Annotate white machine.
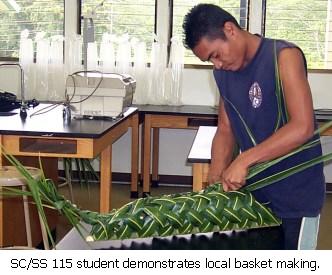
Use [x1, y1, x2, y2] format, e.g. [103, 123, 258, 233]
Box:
[66, 72, 136, 118]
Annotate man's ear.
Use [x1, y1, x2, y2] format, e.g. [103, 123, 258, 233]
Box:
[223, 22, 236, 37]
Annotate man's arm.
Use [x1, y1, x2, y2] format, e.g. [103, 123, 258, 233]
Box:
[222, 47, 315, 190]
[208, 98, 236, 186]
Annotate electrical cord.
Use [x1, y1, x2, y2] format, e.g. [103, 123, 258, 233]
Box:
[29, 102, 62, 117]
[32, 71, 133, 118]
[64, 70, 135, 109]
[30, 70, 104, 118]
[65, 70, 104, 104]
[65, 70, 134, 103]
[1, 64, 135, 119]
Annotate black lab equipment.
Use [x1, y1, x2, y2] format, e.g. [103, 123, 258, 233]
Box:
[0, 91, 21, 112]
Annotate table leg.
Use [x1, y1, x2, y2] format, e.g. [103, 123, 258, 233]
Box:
[0, 188, 3, 247]
[193, 163, 210, 191]
[0, 135, 3, 246]
[100, 145, 112, 213]
[0, 135, 2, 166]
[151, 128, 159, 187]
[192, 163, 203, 192]
[143, 114, 152, 196]
[130, 113, 139, 198]
[0, 198, 2, 247]
[140, 121, 145, 185]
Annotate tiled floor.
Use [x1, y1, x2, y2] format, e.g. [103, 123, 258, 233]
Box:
[56, 182, 332, 249]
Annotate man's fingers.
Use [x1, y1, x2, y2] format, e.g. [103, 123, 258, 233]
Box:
[222, 180, 243, 191]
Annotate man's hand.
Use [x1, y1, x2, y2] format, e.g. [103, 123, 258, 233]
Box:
[207, 168, 222, 185]
[221, 155, 248, 191]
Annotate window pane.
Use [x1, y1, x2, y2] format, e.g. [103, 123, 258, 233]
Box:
[265, 0, 331, 69]
[173, 0, 249, 64]
[82, 0, 155, 51]
[0, 0, 64, 59]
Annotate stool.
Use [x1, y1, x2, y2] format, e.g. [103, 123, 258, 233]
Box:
[0, 166, 49, 249]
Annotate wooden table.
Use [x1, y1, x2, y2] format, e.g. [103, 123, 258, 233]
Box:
[0, 104, 139, 246]
[187, 111, 332, 193]
[187, 126, 217, 191]
[137, 105, 218, 196]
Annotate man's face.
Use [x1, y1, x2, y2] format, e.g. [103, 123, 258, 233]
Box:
[192, 24, 244, 71]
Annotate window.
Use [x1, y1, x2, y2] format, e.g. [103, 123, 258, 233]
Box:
[81, 0, 155, 51]
[0, 0, 64, 59]
[264, 0, 331, 70]
[172, 0, 249, 65]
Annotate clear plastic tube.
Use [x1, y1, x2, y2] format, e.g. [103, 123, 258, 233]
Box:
[49, 35, 65, 101]
[87, 42, 99, 71]
[65, 35, 83, 75]
[100, 33, 115, 73]
[167, 36, 184, 106]
[35, 32, 50, 100]
[115, 34, 131, 74]
[19, 29, 34, 100]
[132, 38, 148, 104]
[148, 35, 168, 104]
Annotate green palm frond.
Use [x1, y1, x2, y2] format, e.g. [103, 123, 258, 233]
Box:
[0, 161, 280, 242]
[246, 151, 332, 191]
[274, 41, 289, 129]
[223, 97, 257, 146]
[3, 153, 56, 247]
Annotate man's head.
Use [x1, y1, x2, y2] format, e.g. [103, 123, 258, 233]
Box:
[183, 4, 241, 50]
[183, 4, 248, 71]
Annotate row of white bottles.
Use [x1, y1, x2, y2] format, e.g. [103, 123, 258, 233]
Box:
[19, 30, 68, 101]
[19, 30, 184, 105]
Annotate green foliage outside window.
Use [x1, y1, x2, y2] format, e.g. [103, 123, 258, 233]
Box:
[173, 0, 248, 65]
[82, 0, 155, 52]
[0, 0, 64, 58]
[265, 0, 329, 69]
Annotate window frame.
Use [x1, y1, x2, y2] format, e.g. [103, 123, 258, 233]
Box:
[262, 0, 332, 73]
[2, 0, 332, 73]
[0, 0, 65, 61]
[78, 0, 157, 43]
[78, 0, 158, 67]
[170, 0, 251, 68]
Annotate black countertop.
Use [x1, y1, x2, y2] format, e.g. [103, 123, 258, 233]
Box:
[0, 104, 138, 138]
[134, 105, 332, 122]
[0, 104, 330, 138]
[314, 109, 332, 122]
[134, 104, 219, 117]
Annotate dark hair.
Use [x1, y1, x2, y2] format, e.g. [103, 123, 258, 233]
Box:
[183, 4, 241, 49]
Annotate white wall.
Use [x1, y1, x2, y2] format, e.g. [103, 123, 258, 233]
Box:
[0, 66, 21, 93]
[309, 73, 332, 109]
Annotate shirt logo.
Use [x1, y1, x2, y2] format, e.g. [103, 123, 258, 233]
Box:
[249, 82, 262, 108]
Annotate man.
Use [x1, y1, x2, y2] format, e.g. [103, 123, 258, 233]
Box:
[183, 4, 325, 249]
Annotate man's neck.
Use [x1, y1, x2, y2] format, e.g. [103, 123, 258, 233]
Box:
[243, 32, 262, 67]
